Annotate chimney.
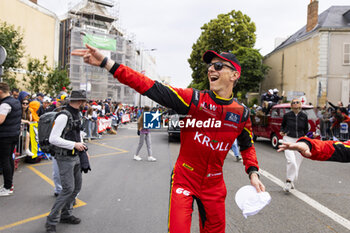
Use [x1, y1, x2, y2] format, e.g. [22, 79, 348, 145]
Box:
[29, 0, 37, 4]
[306, 0, 319, 32]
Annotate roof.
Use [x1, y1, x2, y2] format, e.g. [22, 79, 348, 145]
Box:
[268, 6, 350, 55]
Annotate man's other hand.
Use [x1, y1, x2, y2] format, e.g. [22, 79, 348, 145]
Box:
[277, 142, 311, 157]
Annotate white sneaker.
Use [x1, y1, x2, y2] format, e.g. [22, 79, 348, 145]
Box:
[147, 156, 157, 162]
[0, 187, 13, 196]
[133, 155, 142, 161]
[0, 184, 14, 194]
[235, 156, 242, 162]
[25, 149, 34, 156]
[283, 182, 292, 192]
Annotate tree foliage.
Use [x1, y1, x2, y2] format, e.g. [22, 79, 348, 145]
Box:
[188, 10, 268, 95]
[23, 56, 49, 93]
[0, 21, 24, 88]
[45, 66, 71, 97]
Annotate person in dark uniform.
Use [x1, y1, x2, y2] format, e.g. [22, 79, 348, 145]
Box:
[0, 82, 22, 196]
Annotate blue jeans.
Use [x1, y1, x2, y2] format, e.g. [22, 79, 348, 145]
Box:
[231, 139, 240, 157]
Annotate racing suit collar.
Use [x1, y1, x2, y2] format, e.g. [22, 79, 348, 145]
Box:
[209, 90, 234, 105]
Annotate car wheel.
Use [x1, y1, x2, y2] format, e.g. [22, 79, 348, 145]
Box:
[271, 133, 279, 149]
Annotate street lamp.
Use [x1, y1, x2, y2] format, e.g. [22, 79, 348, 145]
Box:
[138, 48, 157, 107]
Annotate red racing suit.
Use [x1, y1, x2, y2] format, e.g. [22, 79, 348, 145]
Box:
[110, 63, 259, 233]
[297, 137, 350, 162]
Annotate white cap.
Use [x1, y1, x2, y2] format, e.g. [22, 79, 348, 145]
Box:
[268, 89, 273, 94]
[235, 185, 271, 218]
[43, 97, 51, 103]
[273, 88, 279, 93]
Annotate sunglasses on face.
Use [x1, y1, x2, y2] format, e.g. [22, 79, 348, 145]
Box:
[292, 101, 300, 104]
[22, 102, 29, 105]
[207, 62, 236, 71]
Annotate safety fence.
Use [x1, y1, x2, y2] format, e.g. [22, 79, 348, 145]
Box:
[13, 115, 132, 164]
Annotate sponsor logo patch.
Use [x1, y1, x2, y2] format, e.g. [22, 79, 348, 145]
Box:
[225, 112, 240, 124]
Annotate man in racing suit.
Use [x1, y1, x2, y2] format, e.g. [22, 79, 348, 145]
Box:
[278, 138, 350, 163]
[72, 44, 265, 233]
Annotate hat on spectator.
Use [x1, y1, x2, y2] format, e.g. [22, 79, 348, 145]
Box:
[37, 93, 44, 97]
[69, 90, 87, 101]
[268, 89, 273, 94]
[273, 88, 279, 93]
[43, 97, 51, 103]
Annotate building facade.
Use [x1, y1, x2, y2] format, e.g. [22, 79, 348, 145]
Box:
[0, 0, 59, 87]
[262, 1, 350, 106]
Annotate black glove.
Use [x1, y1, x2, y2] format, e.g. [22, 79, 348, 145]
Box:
[79, 150, 91, 173]
[137, 130, 140, 136]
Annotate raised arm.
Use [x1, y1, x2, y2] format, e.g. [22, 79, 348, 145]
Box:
[72, 44, 193, 115]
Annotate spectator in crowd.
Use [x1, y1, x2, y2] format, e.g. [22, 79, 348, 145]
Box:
[18, 91, 30, 103]
[11, 88, 19, 99]
[45, 90, 88, 233]
[21, 99, 34, 156]
[35, 93, 44, 104]
[134, 106, 156, 162]
[330, 108, 350, 136]
[29, 100, 40, 122]
[280, 98, 309, 192]
[327, 100, 347, 115]
[271, 88, 284, 104]
[38, 97, 52, 117]
[0, 82, 22, 196]
[230, 139, 242, 162]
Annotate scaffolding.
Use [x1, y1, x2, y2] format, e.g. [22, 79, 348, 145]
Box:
[62, 0, 137, 104]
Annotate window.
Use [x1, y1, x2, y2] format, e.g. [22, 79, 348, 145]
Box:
[344, 43, 350, 65]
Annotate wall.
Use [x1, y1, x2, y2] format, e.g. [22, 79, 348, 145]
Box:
[0, 0, 59, 73]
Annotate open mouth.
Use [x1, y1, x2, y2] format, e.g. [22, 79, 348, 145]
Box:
[209, 76, 219, 82]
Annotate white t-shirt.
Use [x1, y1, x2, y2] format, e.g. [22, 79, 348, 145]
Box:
[49, 114, 76, 150]
[0, 103, 11, 115]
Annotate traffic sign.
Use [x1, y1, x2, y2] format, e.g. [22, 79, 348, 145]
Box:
[0, 46, 7, 65]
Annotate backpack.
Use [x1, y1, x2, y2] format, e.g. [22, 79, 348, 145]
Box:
[38, 110, 73, 154]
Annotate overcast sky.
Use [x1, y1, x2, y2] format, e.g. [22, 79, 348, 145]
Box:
[39, 0, 350, 88]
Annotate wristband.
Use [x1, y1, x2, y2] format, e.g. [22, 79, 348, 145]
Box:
[249, 171, 260, 179]
[99, 57, 108, 68]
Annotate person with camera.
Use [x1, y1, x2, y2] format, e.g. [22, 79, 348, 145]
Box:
[45, 90, 88, 233]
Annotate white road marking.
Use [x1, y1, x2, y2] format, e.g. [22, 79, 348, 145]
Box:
[260, 169, 350, 230]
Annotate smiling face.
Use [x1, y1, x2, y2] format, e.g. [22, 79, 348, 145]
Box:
[207, 57, 240, 99]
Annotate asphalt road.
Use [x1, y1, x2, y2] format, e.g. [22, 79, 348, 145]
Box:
[1, 123, 350, 233]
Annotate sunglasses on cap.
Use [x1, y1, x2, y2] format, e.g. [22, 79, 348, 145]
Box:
[292, 101, 300, 104]
[207, 62, 236, 71]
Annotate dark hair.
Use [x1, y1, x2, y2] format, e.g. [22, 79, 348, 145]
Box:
[21, 100, 31, 120]
[11, 88, 19, 93]
[0, 82, 10, 93]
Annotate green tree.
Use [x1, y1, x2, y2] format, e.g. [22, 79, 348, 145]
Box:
[23, 56, 48, 93]
[45, 66, 71, 97]
[0, 21, 24, 88]
[233, 47, 269, 96]
[188, 10, 268, 94]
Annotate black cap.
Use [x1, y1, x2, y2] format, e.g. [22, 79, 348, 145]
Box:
[69, 90, 87, 101]
[203, 50, 241, 77]
[37, 93, 44, 97]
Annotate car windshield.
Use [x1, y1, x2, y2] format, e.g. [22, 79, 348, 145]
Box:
[285, 108, 317, 120]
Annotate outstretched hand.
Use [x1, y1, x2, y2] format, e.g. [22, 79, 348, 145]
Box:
[71, 44, 104, 66]
[277, 142, 312, 157]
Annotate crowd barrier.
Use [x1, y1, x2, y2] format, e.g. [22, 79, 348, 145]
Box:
[14, 116, 118, 161]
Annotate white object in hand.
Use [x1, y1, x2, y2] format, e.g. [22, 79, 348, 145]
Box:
[235, 185, 271, 218]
